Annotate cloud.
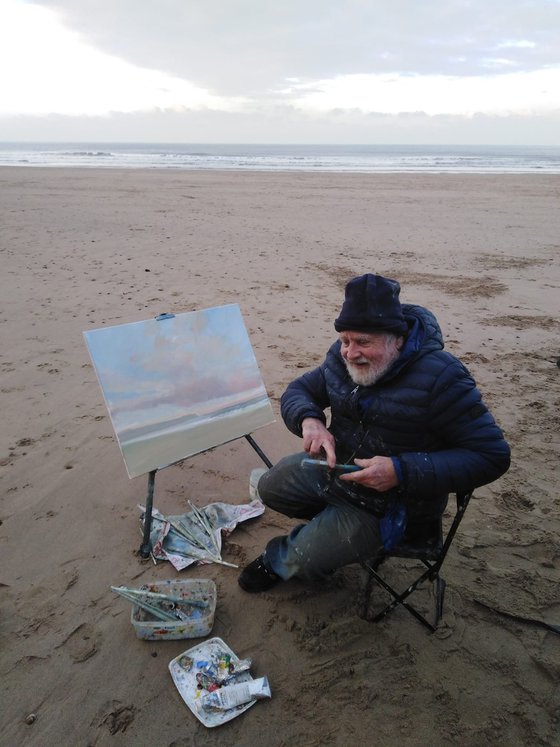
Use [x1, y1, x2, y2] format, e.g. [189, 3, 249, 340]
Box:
[496, 39, 537, 50]
[0, 0, 246, 116]
[30, 0, 560, 95]
[3, 105, 560, 145]
[283, 67, 560, 117]
[2, 0, 559, 142]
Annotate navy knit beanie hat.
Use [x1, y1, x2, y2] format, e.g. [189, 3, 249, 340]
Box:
[334, 273, 408, 334]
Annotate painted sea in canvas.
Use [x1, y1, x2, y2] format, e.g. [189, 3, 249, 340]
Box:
[83, 305, 275, 478]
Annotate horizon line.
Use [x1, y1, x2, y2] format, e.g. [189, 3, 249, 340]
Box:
[1, 140, 560, 148]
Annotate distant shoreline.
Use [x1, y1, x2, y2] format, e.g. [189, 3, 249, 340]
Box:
[1, 166, 559, 179]
[1, 142, 559, 173]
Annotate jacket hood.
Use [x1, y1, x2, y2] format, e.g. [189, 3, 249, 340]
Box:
[395, 303, 444, 370]
[382, 304, 444, 381]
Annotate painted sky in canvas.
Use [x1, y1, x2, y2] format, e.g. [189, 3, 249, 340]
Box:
[1, 0, 559, 143]
[84, 305, 274, 477]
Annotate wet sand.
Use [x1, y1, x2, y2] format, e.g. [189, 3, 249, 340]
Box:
[1, 167, 559, 746]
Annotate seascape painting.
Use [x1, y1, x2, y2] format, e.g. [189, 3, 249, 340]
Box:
[83, 305, 275, 478]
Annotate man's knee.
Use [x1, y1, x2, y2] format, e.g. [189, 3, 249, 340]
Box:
[256, 454, 301, 506]
[256, 468, 277, 506]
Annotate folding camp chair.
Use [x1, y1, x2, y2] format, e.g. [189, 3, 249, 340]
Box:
[359, 492, 472, 632]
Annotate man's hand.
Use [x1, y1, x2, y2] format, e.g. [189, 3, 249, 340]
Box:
[339, 456, 399, 492]
[301, 418, 337, 467]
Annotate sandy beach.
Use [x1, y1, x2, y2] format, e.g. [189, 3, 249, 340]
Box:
[1, 167, 558, 746]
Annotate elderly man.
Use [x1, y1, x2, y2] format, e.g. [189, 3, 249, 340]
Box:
[239, 273, 510, 593]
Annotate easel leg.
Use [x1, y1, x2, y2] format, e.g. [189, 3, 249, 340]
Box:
[245, 434, 273, 468]
[139, 469, 157, 558]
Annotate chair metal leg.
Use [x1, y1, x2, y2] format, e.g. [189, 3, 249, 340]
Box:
[362, 564, 437, 632]
[358, 492, 472, 633]
[359, 557, 383, 619]
[359, 571, 375, 620]
[435, 575, 446, 625]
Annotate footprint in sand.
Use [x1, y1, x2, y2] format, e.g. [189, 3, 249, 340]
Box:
[100, 702, 136, 735]
[17, 437, 35, 447]
[59, 622, 101, 662]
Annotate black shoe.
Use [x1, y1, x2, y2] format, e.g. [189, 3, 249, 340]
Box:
[238, 555, 281, 593]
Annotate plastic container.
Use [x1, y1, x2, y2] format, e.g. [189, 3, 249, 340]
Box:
[130, 579, 216, 640]
[169, 637, 257, 727]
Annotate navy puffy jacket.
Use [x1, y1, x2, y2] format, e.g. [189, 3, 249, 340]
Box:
[280, 304, 511, 517]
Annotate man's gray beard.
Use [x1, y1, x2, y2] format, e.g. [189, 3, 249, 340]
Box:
[345, 351, 400, 387]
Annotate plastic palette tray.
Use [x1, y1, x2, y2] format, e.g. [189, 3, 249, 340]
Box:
[169, 637, 255, 727]
[130, 579, 216, 640]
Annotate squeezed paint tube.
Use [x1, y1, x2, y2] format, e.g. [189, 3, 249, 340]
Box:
[195, 657, 252, 689]
[201, 677, 271, 711]
[220, 657, 252, 684]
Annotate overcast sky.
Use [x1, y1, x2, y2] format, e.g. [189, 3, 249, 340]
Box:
[1, 0, 559, 144]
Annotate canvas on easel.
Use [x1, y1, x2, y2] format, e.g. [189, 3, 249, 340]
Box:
[83, 304, 275, 479]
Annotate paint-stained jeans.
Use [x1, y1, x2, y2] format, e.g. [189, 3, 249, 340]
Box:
[257, 452, 383, 582]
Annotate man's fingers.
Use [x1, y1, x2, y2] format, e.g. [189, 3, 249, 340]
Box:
[322, 441, 337, 468]
[306, 438, 336, 468]
[301, 419, 336, 467]
[340, 456, 398, 491]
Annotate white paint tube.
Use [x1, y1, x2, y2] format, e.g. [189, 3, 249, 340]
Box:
[201, 677, 271, 711]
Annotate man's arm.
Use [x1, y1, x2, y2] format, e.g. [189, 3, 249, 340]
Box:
[344, 358, 509, 497]
[397, 362, 510, 496]
[280, 363, 339, 465]
[280, 365, 330, 436]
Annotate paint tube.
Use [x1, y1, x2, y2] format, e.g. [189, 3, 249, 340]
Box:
[201, 677, 271, 711]
[194, 656, 252, 690]
[220, 657, 252, 684]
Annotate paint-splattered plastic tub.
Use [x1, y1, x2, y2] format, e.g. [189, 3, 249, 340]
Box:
[130, 579, 216, 640]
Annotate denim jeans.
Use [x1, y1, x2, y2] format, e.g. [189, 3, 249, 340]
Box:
[257, 452, 383, 582]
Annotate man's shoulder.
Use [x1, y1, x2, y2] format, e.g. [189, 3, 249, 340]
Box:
[406, 347, 469, 378]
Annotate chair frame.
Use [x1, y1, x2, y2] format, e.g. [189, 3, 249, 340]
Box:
[359, 492, 472, 632]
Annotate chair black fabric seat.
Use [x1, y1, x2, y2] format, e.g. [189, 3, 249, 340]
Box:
[360, 492, 472, 632]
[390, 517, 443, 560]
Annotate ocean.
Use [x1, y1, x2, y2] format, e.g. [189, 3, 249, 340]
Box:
[1, 142, 559, 173]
